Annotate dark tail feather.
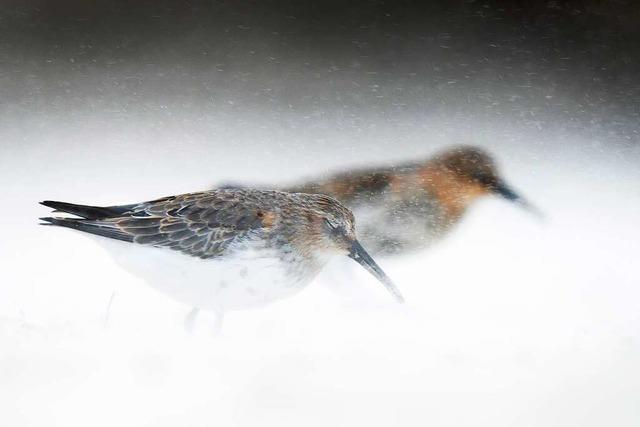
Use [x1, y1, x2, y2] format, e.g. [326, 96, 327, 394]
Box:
[39, 217, 133, 243]
[40, 200, 136, 220]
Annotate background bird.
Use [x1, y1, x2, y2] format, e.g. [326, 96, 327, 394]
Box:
[283, 146, 541, 256]
[39, 189, 403, 333]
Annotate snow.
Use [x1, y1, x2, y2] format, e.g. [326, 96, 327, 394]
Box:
[1, 3, 640, 424]
[1, 115, 639, 426]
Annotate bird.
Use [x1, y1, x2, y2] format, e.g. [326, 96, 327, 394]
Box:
[39, 189, 403, 333]
[282, 146, 541, 256]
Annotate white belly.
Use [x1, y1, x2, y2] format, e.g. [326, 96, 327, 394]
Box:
[93, 238, 318, 312]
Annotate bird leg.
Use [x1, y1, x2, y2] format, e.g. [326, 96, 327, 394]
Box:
[212, 310, 225, 336]
[103, 291, 116, 328]
[184, 307, 200, 334]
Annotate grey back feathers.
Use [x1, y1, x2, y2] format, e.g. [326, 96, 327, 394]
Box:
[40, 189, 350, 260]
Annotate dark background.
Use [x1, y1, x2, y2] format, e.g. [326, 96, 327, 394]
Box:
[2, 0, 639, 142]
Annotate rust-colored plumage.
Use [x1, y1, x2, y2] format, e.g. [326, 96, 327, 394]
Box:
[286, 146, 538, 255]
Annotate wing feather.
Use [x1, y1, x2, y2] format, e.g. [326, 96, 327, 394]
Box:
[46, 191, 279, 259]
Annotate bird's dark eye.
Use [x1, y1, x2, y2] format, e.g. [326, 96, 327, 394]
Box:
[324, 218, 345, 236]
[324, 218, 339, 229]
[471, 172, 495, 186]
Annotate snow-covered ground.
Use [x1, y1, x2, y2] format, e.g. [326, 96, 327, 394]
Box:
[1, 110, 639, 426]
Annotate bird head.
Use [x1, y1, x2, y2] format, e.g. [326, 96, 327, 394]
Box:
[298, 194, 404, 303]
[419, 146, 542, 219]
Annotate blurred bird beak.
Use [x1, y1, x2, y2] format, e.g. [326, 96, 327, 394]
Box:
[348, 240, 404, 303]
[494, 182, 544, 219]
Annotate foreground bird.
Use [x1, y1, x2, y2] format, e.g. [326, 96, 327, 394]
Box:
[40, 189, 403, 332]
[285, 146, 540, 255]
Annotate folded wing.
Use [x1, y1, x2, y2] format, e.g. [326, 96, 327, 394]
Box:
[40, 191, 275, 259]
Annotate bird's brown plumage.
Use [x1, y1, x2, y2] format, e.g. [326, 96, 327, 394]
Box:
[285, 146, 526, 255]
[41, 189, 356, 261]
[40, 189, 404, 314]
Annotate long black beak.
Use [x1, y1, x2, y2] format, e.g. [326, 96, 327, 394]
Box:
[348, 240, 404, 303]
[494, 182, 544, 219]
